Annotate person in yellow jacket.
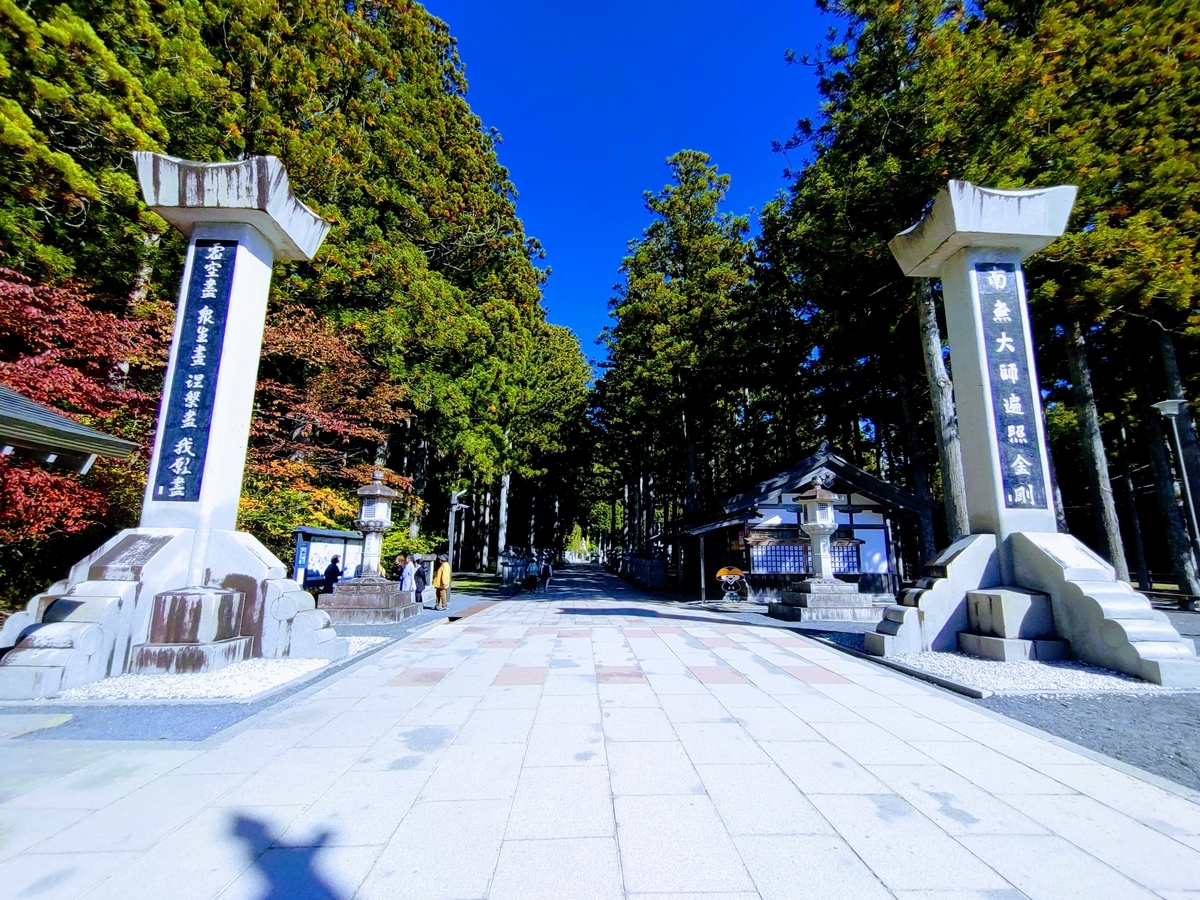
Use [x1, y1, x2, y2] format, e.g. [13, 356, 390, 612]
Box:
[432, 554, 451, 610]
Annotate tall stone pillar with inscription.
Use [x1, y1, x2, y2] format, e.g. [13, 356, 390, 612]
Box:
[0, 154, 348, 698]
[865, 181, 1199, 686]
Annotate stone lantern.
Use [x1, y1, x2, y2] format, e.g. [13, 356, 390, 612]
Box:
[771, 474, 881, 623]
[318, 471, 419, 623]
[797, 482, 855, 594]
[355, 470, 396, 577]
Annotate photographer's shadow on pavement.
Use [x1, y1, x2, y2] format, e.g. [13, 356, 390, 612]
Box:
[231, 815, 345, 900]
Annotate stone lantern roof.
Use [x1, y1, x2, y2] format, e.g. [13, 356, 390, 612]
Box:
[357, 470, 398, 499]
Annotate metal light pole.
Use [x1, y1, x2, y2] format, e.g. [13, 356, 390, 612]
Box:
[446, 490, 469, 572]
[1152, 399, 1200, 558]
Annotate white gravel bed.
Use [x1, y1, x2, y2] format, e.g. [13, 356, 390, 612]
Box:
[346, 636, 390, 655]
[892, 651, 1174, 694]
[55, 636, 391, 701]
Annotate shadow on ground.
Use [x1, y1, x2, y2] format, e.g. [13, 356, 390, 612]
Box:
[232, 815, 344, 900]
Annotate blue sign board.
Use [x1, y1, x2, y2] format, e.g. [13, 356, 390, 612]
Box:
[152, 240, 237, 502]
[975, 262, 1048, 510]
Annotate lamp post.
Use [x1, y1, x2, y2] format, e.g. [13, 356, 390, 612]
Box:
[446, 490, 469, 572]
[354, 470, 396, 577]
[1152, 399, 1200, 558]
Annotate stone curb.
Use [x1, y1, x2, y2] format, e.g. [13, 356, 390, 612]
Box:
[802, 633, 993, 699]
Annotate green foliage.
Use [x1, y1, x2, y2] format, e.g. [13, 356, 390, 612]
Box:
[1, 0, 593, 597]
[599, 150, 763, 521]
[381, 529, 439, 562]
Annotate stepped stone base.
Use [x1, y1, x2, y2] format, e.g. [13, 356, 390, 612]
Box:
[132, 637, 255, 674]
[780, 591, 875, 609]
[319, 578, 420, 624]
[958, 632, 1070, 662]
[769, 602, 885, 623]
[130, 588, 256, 674]
[770, 589, 892, 623]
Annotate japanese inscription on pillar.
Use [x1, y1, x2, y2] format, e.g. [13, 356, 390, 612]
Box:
[976, 262, 1047, 509]
[151, 240, 236, 502]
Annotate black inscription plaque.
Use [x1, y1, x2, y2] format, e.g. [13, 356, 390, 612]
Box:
[976, 262, 1048, 509]
[152, 240, 237, 502]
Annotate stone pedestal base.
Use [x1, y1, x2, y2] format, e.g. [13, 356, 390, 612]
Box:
[956, 586, 1068, 662]
[768, 601, 885, 624]
[769, 587, 889, 623]
[131, 588, 256, 674]
[319, 577, 420, 624]
[0, 527, 348, 699]
[793, 578, 858, 594]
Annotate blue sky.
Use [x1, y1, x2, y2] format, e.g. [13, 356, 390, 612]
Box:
[422, 1, 829, 361]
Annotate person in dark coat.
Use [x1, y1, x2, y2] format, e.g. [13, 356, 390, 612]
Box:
[323, 556, 342, 594]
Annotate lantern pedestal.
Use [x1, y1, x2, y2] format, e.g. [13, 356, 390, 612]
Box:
[318, 578, 420, 625]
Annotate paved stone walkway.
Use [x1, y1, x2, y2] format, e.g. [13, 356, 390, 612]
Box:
[3, 567, 1200, 899]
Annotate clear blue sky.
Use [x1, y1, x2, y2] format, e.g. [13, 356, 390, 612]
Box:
[422, 1, 829, 361]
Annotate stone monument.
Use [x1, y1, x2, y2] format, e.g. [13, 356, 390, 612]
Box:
[0, 153, 348, 699]
[866, 181, 1199, 686]
[319, 471, 421, 623]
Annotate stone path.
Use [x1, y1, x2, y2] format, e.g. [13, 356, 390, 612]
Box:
[3, 567, 1200, 899]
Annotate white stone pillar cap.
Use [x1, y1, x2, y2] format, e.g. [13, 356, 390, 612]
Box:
[134, 152, 330, 261]
[889, 180, 1077, 277]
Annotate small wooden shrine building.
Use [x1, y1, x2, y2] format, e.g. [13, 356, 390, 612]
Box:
[675, 444, 937, 602]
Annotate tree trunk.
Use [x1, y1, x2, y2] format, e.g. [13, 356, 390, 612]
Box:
[1044, 443, 1070, 534]
[494, 471, 510, 574]
[481, 488, 492, 571]
[1139, 373, 1200, 593]
[1064, 321, 1129, 580]
[408, 432, 427, 539]
[898, 384, 938, 564]
[1158, 324, 1200, 511]
[917, 280, 970, 541]
[1119, 428, 1151, 590]
[622, 482, 631, 557]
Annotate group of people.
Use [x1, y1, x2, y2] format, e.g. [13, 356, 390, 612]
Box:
[320, 552, 452, 610]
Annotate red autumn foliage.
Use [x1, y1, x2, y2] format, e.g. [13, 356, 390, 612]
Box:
[253, 304, 409, 478]
[0, 268, 169, 543]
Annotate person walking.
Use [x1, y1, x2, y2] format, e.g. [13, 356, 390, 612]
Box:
[432, 554, 451, 610]
[323, 556, 342, 595]
[414, 557, 428, 599]
[399, 554, 417, 593]
[537, 560, 553, 593]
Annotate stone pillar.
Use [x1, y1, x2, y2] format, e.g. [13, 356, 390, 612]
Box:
[0, 153, 349, 697]
[868, 181, 1200, 685]
[138, 156, 328, 542]
[889, 182, 1070, 581]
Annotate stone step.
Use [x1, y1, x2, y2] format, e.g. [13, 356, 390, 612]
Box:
[131, 636, 254, 674]
[147, 589, 246, 644]
[779, 591, 874, 609]
[0, 665, 64, 700]
[767, 602, 884, 623]
[966, 586, 1056, 640]
[958, 632, 1070, 661]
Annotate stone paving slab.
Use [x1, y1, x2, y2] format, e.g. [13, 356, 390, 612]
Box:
[2, 566, 1200, 899]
